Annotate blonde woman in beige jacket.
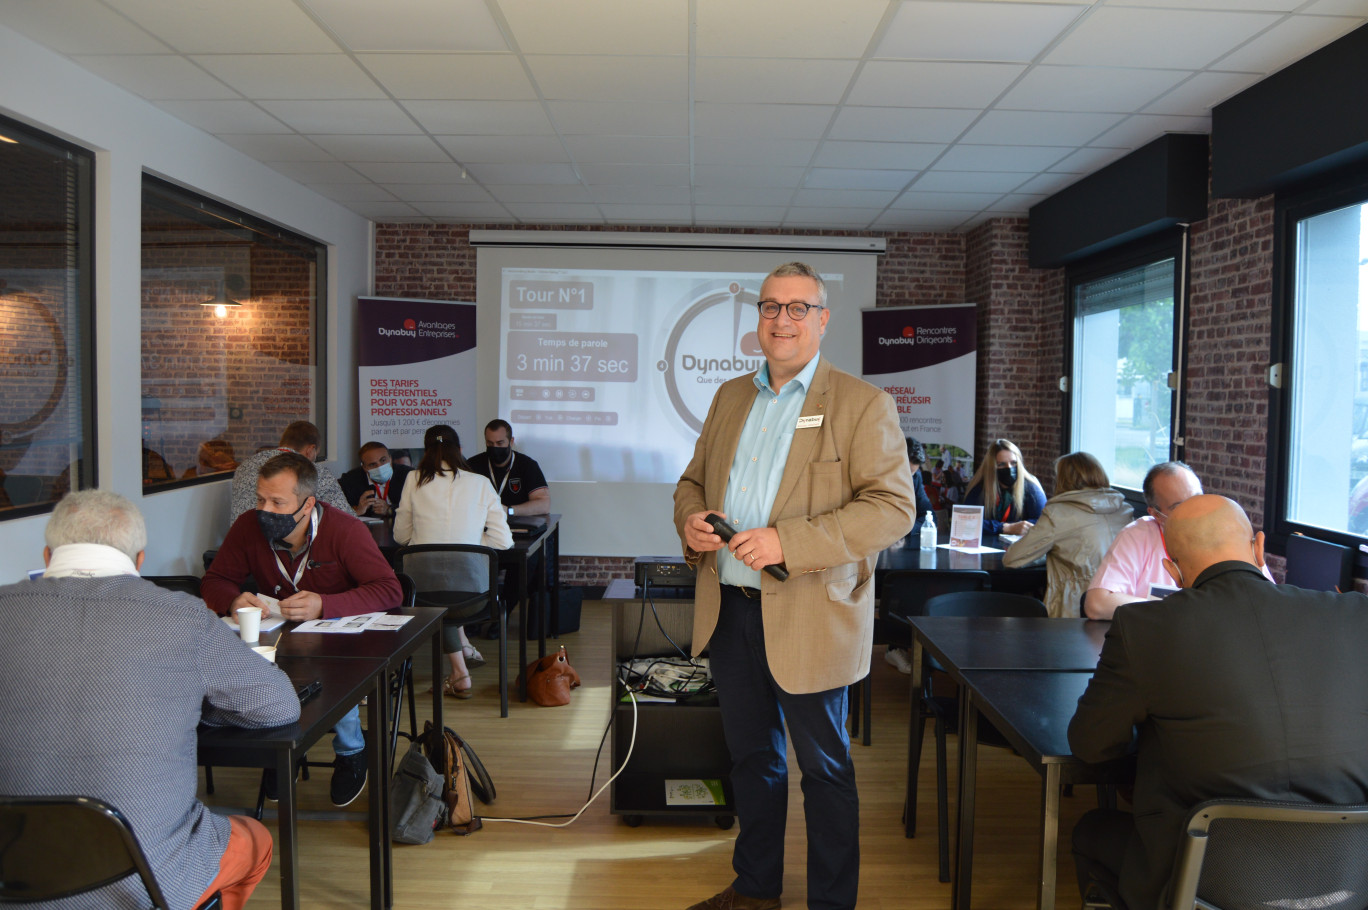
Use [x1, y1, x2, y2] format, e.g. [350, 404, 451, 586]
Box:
[1003, 452, 1134, 618]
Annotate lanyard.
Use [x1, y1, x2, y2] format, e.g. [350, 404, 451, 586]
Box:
[271, 506, 320, 593]
[371, 479, 389, 500]
[486, 450, 515, 497]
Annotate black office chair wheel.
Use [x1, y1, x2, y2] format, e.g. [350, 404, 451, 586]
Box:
[623, 814, 643, 827]
[715, 815, 735, 830]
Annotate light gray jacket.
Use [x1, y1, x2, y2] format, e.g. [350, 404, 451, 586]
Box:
[1003, 487, 1134, 618]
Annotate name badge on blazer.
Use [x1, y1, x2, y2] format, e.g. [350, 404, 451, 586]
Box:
[796, 415, 823, 429]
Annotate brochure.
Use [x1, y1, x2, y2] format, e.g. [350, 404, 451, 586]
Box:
[665, 779, 726, 806]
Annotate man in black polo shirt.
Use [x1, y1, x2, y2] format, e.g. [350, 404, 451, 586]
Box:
[465, 419, 549, 518]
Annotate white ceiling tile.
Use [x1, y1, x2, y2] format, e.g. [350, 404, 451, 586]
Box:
[694, 205, 790, 224]
[307, 0, 507, 52]
[217, 133, 333, 161]
[1116, 0, 1300, 10]
[71, 55, 236, 100]
[412, 202, 513, 219]
[696, 0, 890, 57]
[874, 210, 977, 231]
[350, 200, 425, 218]
[876, 1, 1089, 62]
[387, 183, 494, 203]
[912, 171, 1031, 193]
[848, 62, 1026, 107]
[576, 164, 691, 186]
[597, 204, 694, 223]
[465, 163, 582, 185]
[154, 99, 288, 133]
[306, 134, 448, 163]
[257, 100, 417, 133]
[1141, 71, 1262, 115]
[192, 54, 384, 100]
[805, 169, 918, 191]
[306, 183, 399, 204]
[548, 102, 689, 136]
[1089, 116, 1208, 149]
[271, 162, 368, 183]
[784, 209, 883, 228]
[997, 65, 1190, 113]
[694, 138, 819, 168]
[693, 104, 836, 139]
[484, 184, 593, 204]
[525, 55, 688, 102]
[985, 193, 1048, 213]
[891, 191, 1003, 211]
[564, 136, 690, 165]
[934, 144, 1074, 171]
[694, 165, 806, 188]
[104, 0, 340, 54]
[1, 0, 168, 54]
[352, 162, 473, 183]
[436, 135, 568, 163]
[829, 107, 978, 143]
[694, 59, 859, 105]
[1305, 0, 1368, 12]
[1043, 8, 1281, 69]
[1045, 146, 1128, 174]
[1214, 15, 1363, 73]
[505, 203, 606, 223]
[693, 186, 796, 206]
[497, 0, 688, 55]
[814, 140, 944, 170]
[790, 188, 896, 207]
[590, 185, 693, 204]
[404, 101, 553, 134]
[1000, 172, 1072, 196]
[962, 110, 1125, 146]
[358, 54, 535, 101]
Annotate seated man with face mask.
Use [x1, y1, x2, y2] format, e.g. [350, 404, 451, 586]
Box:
[203, 452, 403, 807]
[339, 441, 412, 518]
[464, 419, 550, 518]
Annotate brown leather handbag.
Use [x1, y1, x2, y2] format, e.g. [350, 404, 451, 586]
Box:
[521, 646, 581, 707]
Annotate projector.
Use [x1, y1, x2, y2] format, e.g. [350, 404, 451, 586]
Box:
[634, 556, 696, 588]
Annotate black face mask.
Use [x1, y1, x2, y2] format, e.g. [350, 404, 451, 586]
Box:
[486, 446, 511, 465]
[996, 464, 1018, 488]
[256, 501, 308, 543]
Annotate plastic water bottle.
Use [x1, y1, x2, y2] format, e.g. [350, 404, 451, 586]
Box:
[919, 511, 937, 550]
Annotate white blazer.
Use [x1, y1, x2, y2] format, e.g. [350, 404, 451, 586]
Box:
[393, 465, 513, 551]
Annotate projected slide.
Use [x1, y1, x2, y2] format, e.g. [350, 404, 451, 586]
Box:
[497, 267, 844, 484]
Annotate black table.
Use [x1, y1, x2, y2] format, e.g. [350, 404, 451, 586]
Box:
[909, 615, 1107, 673]
[197, 655, 389, 910]
[955, 670, 1132, 910]
[370, 514, 562, 709]
[877, 532, 1047, 594]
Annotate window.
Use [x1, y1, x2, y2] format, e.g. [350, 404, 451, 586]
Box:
[0, 115, 94, 517]
[141, 176, 326, 489]
[1271, 174, 1368, 542]
[1067, 236, 1183, 492]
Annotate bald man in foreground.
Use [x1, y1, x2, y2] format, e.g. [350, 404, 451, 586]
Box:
[1068, 495, 1368, 910]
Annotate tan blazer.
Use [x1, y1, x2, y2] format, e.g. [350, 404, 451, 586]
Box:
[674, 358, 916, 694]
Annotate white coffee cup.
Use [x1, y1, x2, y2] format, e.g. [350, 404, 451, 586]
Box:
[236, 606, 262, 644]
[252, 645, 277, 663]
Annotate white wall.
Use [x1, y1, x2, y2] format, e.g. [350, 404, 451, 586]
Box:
[0, 25, 373, 577]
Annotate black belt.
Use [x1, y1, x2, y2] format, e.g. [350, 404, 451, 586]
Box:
[721, 584, 762, 600]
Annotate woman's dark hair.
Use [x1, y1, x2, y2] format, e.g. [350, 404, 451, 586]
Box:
[416, 424, 471, 486]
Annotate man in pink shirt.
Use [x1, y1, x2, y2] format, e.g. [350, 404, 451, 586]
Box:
[1084, 461, 1272, 619]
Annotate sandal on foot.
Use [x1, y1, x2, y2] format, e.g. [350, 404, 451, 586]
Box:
[461, 645, 486, 669]
[443, 675, 474, 699]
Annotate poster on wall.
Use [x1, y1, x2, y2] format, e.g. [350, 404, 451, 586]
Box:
[861, 303, 978, 501]
[357, 296, 476, 451]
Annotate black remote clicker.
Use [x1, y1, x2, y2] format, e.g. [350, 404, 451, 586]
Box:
[704, 513, 789, 582]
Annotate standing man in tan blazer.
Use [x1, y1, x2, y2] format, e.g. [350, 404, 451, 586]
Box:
[675, 262, 915, 910]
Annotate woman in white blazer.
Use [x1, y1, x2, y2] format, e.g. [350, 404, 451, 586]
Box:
[394, 424, 512, 697]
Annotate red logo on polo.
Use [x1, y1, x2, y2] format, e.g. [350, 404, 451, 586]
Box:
[403, 318, 416, 331]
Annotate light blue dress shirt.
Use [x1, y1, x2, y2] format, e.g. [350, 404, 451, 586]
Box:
[718, 354, 822, 587]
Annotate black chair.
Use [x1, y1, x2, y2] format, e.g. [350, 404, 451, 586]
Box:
[0, 795, 221, 908]
[144, 575, 202, 597]
[911, 589, 1046, 882]
[850, 569, 990, 749]
[391, 544, 507, 717]
[1284, 534, 1354, 592]
[1167, 798, 1368, 910]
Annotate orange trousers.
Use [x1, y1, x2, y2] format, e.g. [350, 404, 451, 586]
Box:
[194, 814, 273, 910]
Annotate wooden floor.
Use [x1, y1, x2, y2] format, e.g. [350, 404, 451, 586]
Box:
[205, 600, 1097, 909]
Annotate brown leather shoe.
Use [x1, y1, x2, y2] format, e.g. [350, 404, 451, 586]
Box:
[685, 886, 781, 910]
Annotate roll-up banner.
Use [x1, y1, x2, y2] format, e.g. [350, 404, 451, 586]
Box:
[357, 296, 477, 450]
[861, 303, 978, 476]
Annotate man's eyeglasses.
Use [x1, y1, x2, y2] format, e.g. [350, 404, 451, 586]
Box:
[757, 300, 825, 320]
